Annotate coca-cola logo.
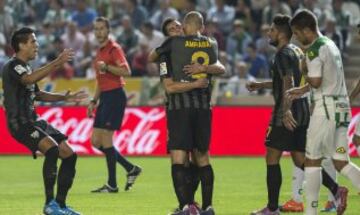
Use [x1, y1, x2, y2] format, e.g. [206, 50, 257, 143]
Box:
[347, 112, 360, 155]
[39, 107, 166, 155]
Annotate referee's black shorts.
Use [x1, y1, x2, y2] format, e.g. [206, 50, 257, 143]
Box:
[265, 125, 307, 152]
[166, 108, 211, 152]
[94, 87, 126, 131]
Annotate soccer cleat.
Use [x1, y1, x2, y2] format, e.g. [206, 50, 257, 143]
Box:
[125, 165, 142, 191]
[91, 184, 119, 193]
[43, 200, 63, 215]
[335, 186, 348, 215]
[250, 207, 280, 215]
[320, 201, 336, 212]
[59, 206, 81, 215]
[200, 206, 215, 215]
[279, 199, 304, 212]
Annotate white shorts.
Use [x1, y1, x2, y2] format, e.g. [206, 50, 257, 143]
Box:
[306, 115, 350, 161]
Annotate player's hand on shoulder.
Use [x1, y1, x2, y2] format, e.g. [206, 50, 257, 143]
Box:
[285, 87, 304, 101]
[57, 48, 74, 64]
[194, 78, 209, 89]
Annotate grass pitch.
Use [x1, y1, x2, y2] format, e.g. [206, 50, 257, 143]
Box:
[0, 156, 359, 215]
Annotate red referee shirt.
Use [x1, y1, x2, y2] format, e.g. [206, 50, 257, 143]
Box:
[94, 39, 129, 91]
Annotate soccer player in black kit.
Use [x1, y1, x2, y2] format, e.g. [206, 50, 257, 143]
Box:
[153, 12, 225, 215]
[2, 27, 87, 215]
[247, 15, 345, 215]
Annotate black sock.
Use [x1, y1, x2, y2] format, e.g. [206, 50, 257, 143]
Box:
[43, 147, 59, 205]
[99, 147, 134, 172]
[267, 164, 281, 211]
[103, 147, 117, 188]
[321, 169, 338, 197]
[172, 164, 191, 209]
[188, 162, 200, 203]
[56, 153, 77, 208]
[198, 165, 214, 210]
[300, 164, 338, 197]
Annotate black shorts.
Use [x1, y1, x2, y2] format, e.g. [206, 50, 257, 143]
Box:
[166, 108, 211, 152]
[94, 87, 126, 131]
[265, 125, 307, 152]
[10, 120, 67, 156]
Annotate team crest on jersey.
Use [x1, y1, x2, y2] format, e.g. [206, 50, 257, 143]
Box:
[336, 147, 346, 154]
[159, 62, 167, 75]
[30, 130, 40, 139]
[311, 201, 318, 208]
[14, 65, 28, 75]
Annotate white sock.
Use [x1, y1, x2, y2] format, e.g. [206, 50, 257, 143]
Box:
[357, 145, 360, 157]
[292, 165, 304, 203]
[340, 162, 360, 190]
[305, 167, 322, 215]
[321, 158, 337, 201]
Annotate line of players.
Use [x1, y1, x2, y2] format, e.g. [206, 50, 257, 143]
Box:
[2, 9, 360, 215]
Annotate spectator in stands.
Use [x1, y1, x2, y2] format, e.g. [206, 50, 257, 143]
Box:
[150, 0, 179, 30]
[71, 0, 97, 34]
[204, 19, 225, 51]
[287, 0, 303, 14]
[61, 22, 86, 60]
[131, 38, 150, 76]
[139, 22, 164, 50]
[44, 0, 70, 37]
[37, 23, 56, 59]
[116, 15, 141, 61]
[256, 24, 276, 64]
[207, 0, 235, 36]
[46, 37, 75, 80]
[243, 43, 269, 79]
[0, 32, 6, 72]
[226, 19, 253, 60]
[224, 61, 255, 96]
[219, 51, 233, 77]
[123, 0, 148, 29]
[332, 0, 351, 49]
[321, 15, 344, 52]
[262, 0, 291, 25]
[234, 0, 252, 28]
[301, 0, 325, 27]
[0, 0, 14, 41]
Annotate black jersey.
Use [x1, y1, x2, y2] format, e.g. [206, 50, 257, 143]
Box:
[271, 44, 310, 127]
[156, 35, 218, 110]
[2, 57, 39, 132]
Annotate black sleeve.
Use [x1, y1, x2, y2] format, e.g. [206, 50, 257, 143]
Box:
[210, 38, 219, 60]
[9, 63, 28, 83]
[276, 50, 296, 78]
[155, 37, 173, 56]
[159, 54, 173, 80]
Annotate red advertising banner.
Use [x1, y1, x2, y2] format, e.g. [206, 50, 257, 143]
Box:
[0, 106, 359, 156]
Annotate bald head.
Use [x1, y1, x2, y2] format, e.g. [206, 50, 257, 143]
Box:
[184, 11, 203, 29]
[183, 11, 204, 35]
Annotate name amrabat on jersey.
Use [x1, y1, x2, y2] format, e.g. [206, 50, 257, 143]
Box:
[185, 40, 211, 48]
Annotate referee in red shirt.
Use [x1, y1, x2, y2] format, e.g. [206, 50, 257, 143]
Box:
[88, 17, 141, 193]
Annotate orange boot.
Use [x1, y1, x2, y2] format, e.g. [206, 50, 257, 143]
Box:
[279, 199, 304, 212]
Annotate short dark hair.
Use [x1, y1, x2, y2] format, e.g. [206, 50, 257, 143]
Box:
[95, 16, 110, 29]
[161, 17, 176, 36]
[184, 11, 204, 28]
[290, 9, 318, 32]
[11, 27, 35, 53]
[273, 14, 292, 40]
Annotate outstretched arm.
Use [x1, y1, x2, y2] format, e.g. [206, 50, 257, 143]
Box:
[21, 49, 74, 85]
[35, 90, 88, 102]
